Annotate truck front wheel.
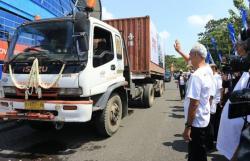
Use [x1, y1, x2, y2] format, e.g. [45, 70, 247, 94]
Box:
[95, 93, 122, 137]
[143, 84, 154, 107]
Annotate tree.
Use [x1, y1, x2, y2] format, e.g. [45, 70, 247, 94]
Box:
[198, 0, 249, 65]
[165, 55, 187, 72]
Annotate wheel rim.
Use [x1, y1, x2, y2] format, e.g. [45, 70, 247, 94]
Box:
[160, 83, 163, 94]
[150, 87, 154, 103]
[110, 102, 120, 126]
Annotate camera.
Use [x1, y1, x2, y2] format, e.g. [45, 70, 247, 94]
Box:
[228, 88, 250, 119]
[222, 28, 250, 73]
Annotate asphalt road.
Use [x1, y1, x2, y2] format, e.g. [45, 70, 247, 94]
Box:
[0, 81, 228, 161]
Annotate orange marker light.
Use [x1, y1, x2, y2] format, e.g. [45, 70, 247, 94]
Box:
[63, 105, 77, 110]
[34, 15, 41, 20]
[87, 0, 96, 9]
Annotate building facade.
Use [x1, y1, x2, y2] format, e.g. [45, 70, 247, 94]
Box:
[0, 0, 74, 60]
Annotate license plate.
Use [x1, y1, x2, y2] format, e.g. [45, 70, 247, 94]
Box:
[25, 101, 44, 110]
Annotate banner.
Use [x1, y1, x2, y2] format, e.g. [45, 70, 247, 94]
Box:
[240, 8, 248, 29]
[227, 23, 237, 55]
[211, 37, 222, 62]
[217, 50, 222, 62]
[210, 37, 217, 50]
[205, 47, 215, 64]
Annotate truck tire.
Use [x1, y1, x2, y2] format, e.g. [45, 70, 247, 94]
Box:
[95, 93, 122, 137]
[143, 84, 154, 107]
[156, 80, 164, 97]
[159, 80, 164, 96]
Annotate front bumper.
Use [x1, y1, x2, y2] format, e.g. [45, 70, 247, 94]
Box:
[0, 98, 93, 122]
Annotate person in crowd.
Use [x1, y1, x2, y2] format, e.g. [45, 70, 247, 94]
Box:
[217, 31, 250, 161]
[177, 70, 186, 100]
[206, 64, 223, 151]
[210, 64, 223, 141]
[220, 72, 231, 106]
[174, 40, 214, 161]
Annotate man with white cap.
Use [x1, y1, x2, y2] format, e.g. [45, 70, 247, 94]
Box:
[174, 41, 214, 161]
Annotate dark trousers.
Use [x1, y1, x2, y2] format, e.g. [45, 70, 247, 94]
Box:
[179, 85, 186, 99]
[188, 127, 208, 161]
[206, 114, 215, 150]
[214, 104, 223, 141]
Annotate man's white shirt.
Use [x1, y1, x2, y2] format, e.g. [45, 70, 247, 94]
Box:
[211, 73, 222, 114]
[184, 65, 214, 127]
[180, 75, 185, 85]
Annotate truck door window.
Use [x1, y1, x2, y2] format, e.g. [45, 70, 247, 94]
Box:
[115, 35, 123, 60]
[93, 27, 114, 67]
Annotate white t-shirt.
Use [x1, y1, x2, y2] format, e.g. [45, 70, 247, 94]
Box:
[179, 75, 185, 85]
[184, 65, 214, 127]
[214, 73, 222, 102]
[211, 73, 222, 114]
[217, 72, 250, 160]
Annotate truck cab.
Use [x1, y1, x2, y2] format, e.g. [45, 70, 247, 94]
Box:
[0, 12, 128, 136]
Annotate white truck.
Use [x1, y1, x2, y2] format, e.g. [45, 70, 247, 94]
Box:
[0, 1, 165, 136]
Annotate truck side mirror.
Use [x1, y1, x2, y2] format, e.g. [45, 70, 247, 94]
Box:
[6, 32, 11, 48]
[74, 32, 89, 53]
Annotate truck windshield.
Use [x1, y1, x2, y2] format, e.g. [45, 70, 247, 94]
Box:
[8, 21, 85, 63]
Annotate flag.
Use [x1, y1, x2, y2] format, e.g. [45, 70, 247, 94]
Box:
[210, 37, 217, 50]
[217, 50, 222, 62]
[227, 23, 237, 47]
[205, 47, 215, 64]
[240, 8, 248, 29]
[227, 23, 237, 55]
[210, 37, 223, 61]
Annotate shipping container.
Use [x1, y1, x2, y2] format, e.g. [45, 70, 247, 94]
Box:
[105, 16, 165, 76]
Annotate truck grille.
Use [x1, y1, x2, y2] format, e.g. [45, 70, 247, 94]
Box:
[16, 88, 59, 97]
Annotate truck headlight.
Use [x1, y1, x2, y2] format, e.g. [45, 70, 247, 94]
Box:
[58, 88, 82, 96]
[3, 86, 16, 95]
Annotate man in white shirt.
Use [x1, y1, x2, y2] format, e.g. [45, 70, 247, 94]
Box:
[206, 64, 222, 150]
[175, 41, 214, 161]
[177, 70, 186, 100]
[210, 64, 223, 140]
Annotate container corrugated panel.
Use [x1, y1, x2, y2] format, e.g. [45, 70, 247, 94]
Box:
[105, 16, 164, 75]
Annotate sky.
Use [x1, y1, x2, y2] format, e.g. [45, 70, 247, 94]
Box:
[101, 0, 249, 57]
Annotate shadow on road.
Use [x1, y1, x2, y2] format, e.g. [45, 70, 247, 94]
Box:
[165, 99, 181, 102]
[128, 101, 148, 109]
[0, 122, 107, 161]
[172, 109, 184, 112]
[163, 140, 187, 153]
[169, 106, 183, 109]
[168, 113, 185, 119]
[164, 134, 228, 161]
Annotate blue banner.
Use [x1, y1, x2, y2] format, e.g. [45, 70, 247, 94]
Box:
[217, 50, 222, 62]
[227, 23, 237, 47]
[240, 8, 248, 29]
[205, 47, 215, 64]
[210, 37, 223, 62]
[210, 37, 217, 50]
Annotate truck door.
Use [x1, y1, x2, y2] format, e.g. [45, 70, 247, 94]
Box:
[114, 35, 124, 79]
[89, 26, 117, 95]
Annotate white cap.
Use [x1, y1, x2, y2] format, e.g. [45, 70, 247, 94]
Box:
[190, 43, 207, 58]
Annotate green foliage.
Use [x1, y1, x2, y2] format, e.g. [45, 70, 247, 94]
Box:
[198, 0, 249, 65]
[165, 55, 187, 72]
